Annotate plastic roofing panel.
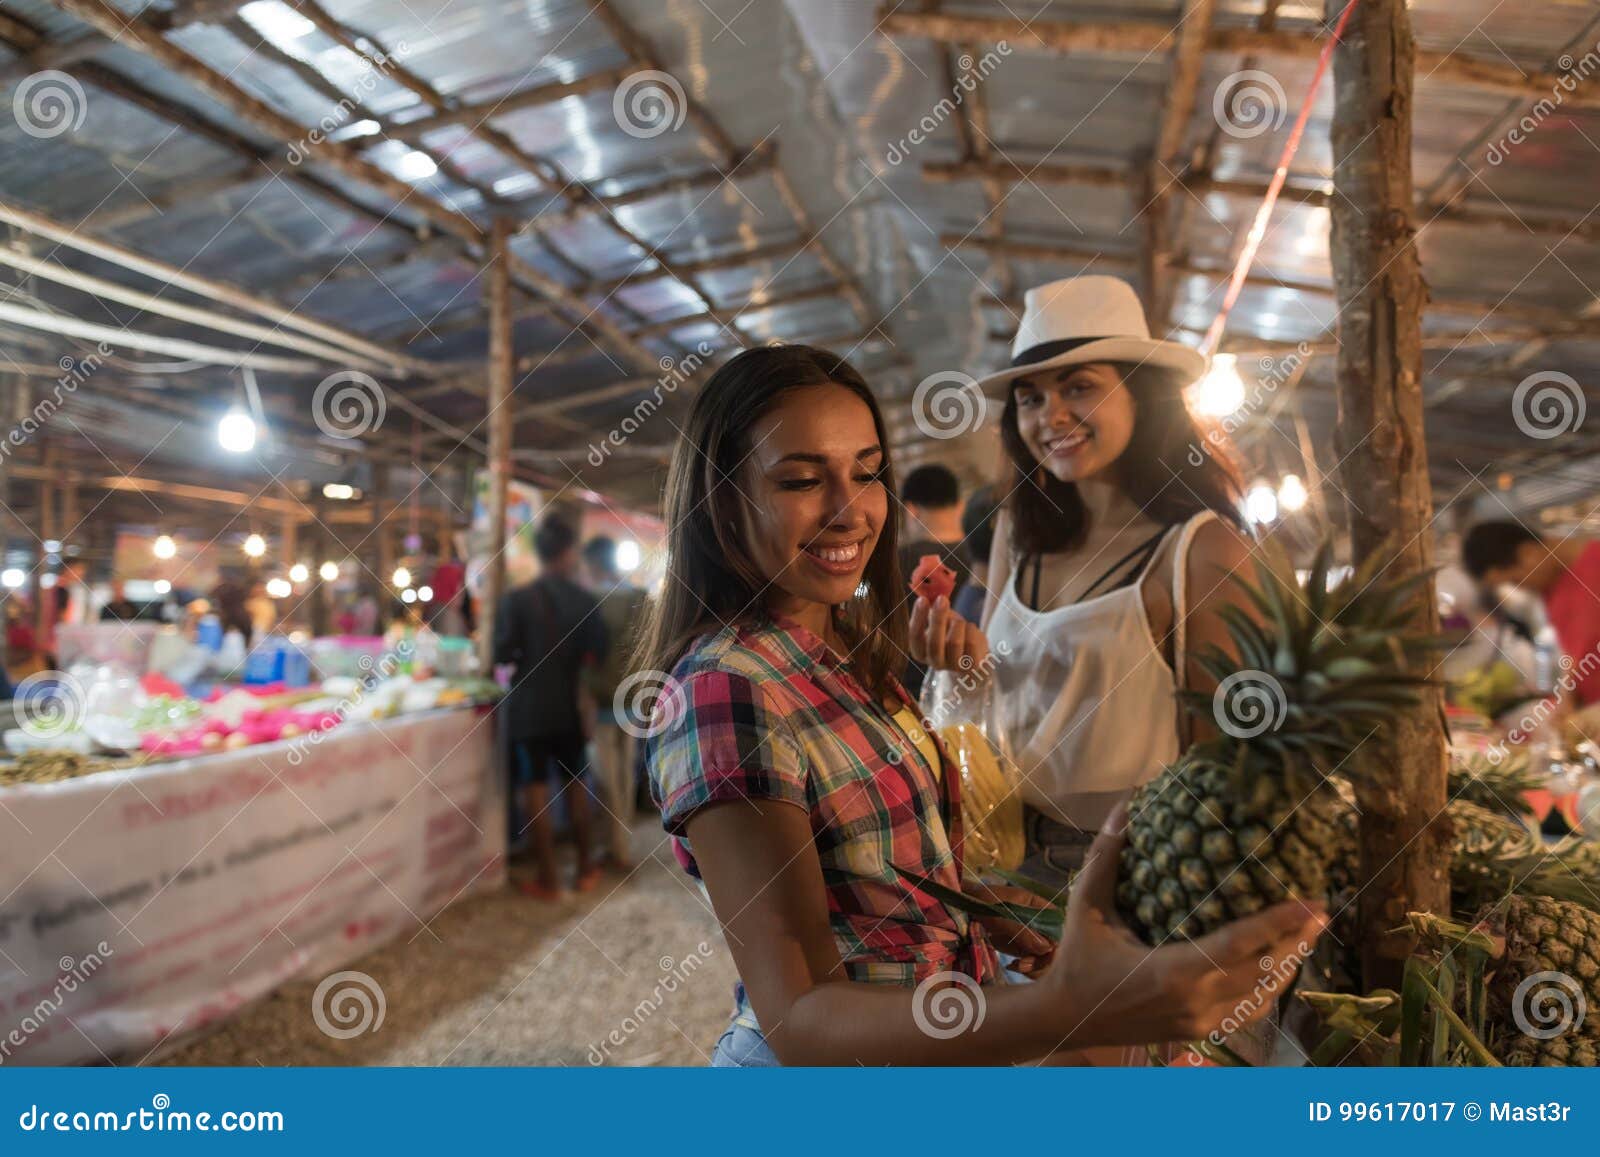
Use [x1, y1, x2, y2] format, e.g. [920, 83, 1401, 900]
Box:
[608, 173, 806, 254]
[1467, 110, 1600, 213]
[980, 52, 1168, 159]
[488, 89, 709, 184]
[322, 0, 627, 106]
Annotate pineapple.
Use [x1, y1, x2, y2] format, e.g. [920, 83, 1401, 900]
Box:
[1503, 1028, 1600, 1067]
[1117, 542, 1435, 944]
[1482, 895, 1600, 1024]
[1448, 748, 1541, 818]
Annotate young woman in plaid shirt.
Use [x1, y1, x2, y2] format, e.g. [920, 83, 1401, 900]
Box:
[638, 345, 1323, 1066]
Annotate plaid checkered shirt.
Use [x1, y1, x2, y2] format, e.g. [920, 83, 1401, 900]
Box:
[647, 610, 997, 986]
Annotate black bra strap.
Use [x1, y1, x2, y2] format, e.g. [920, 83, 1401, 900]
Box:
[1078, 527, 1171, 602]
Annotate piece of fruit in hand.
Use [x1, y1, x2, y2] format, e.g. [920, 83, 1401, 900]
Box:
[909, 554, 957, 603]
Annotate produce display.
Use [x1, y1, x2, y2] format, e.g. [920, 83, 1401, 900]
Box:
[0, 749, 139, 787]
[0, 630, 502, 790]
[908, 554, 957, 603]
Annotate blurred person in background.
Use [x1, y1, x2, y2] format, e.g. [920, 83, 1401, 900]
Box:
[99, 580, 140, 622]
[210, 570, 255, 646]
[246, 580, 276, 639]
[428, 542, 467, 637]
[5, 599, 44, 682]
[581, 535, 649, 872]
[952, 487, 1001, 625]
[1463, 521, 1600, 707]
[494, 515, 608, 899]
[896, 463, 972, 699]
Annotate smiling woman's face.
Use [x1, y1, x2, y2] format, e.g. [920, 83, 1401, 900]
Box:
[1013, 361, 1136, 483]
[737, 382, 888, 617]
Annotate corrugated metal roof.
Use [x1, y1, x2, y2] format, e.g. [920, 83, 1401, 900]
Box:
[0, 0, 1595, 520]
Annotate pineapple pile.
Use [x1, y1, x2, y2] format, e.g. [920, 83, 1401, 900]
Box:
[1117, 542, 1436, 944]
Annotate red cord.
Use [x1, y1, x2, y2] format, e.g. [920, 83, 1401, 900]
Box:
[1200, 0, 1363, 357]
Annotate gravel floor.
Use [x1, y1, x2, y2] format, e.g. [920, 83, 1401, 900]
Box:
[158, 821, 739, 1067]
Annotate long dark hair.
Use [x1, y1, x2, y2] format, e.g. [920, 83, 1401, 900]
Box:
[1000, 363, 1244, 555]
[633, 345, 908, 700]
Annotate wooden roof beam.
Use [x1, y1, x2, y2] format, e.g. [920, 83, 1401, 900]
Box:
[924, 157, 1600, 246]
[876, 8, 1600, 107]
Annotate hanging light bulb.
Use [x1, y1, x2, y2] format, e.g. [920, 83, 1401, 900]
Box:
[153, 579, 172, 595]
[391, 566, 412, 589]
[1245, 482, 1280, 525]
[289, 563, 309, 583]
[217, 409, 257, 453]
[319, 561, 340, 582]
[1189, 353, 1246, 418]
[417, 585, 434, 603]
[1, 568, 24, 589]
[616, 539, 641, 572]
[153, 535, 177, 559]
[266, 578, 293, 598]
[1278, 473, 1308, 513]
[401, 588, 418, 604]
[242, 533, 266, 558]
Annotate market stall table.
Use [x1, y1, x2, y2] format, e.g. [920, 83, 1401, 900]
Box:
[0, 707, 503, 1065]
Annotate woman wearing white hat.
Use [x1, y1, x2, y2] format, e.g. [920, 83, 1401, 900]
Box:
[911, 274, 1255, 897]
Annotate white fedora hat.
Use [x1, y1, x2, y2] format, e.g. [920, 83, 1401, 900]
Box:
[976, 275, 1207, 395]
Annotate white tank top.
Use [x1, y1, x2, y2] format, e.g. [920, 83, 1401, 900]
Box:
[987, 511, 1215, 830]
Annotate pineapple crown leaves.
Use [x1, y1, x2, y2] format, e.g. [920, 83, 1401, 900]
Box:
[1180, 537, 1443, 782]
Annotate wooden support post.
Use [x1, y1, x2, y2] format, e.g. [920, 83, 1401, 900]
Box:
[479, 218, 514, 671]
[34, 438, 58, 652]
[278, 507, 298, 630]
[1325, 0, 1449, 989]
[1142, 0, 1216, 326]
[373, 462, 394, 630]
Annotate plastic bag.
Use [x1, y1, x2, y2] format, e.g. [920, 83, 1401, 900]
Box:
[920, 668, 1024, 873]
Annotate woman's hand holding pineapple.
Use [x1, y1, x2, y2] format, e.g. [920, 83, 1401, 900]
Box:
[1038, 804, 1328, 1049]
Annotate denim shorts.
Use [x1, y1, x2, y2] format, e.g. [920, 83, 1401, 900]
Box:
[710, 985, 780, 1067]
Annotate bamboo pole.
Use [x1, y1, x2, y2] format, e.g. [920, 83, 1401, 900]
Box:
[921, 157, 1600, 247]
[1325, 0, 1449, 989]
[875, 8, 1600, 107]
[480, 219, 514, 672]
[0, 198, 430, 375]
[1141, 0, 1216, 325]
